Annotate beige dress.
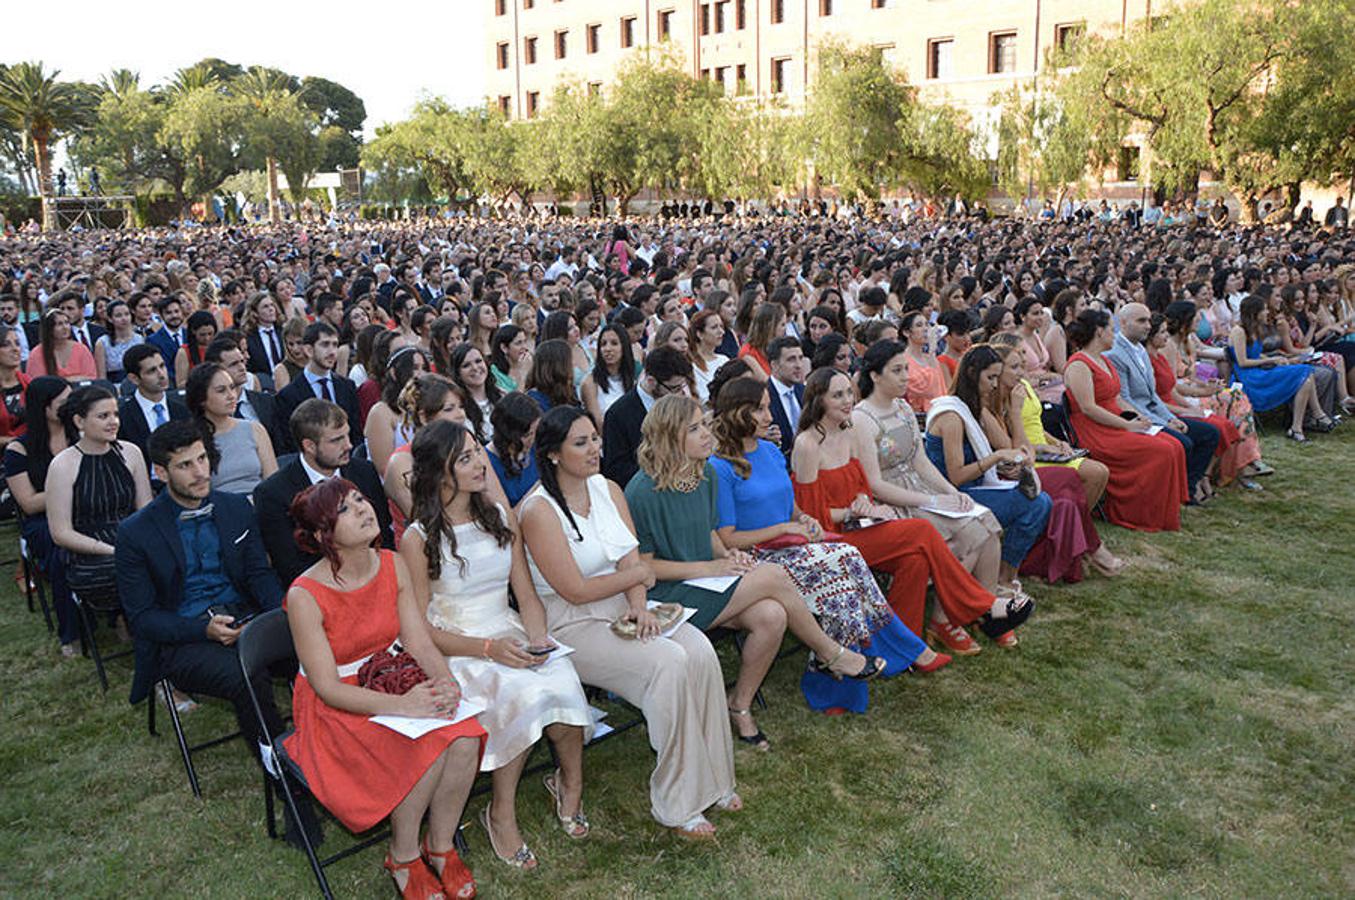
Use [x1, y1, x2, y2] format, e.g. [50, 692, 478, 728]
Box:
[857, 398, 1003, 574]
[521, 475, 735, 827]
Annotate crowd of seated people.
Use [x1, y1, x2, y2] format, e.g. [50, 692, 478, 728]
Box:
[4, 203, 1352, 898]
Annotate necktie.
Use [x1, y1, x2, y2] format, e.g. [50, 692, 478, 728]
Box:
[152, 402, 167, 428]
[318, 377, 333, 402]
[76, 328, 89, 349]
[786, 388, 801, 425]
[264, 328, 280, 368]
[179, 502, 214, 521]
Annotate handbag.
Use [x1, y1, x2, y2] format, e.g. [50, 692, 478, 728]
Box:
[610, 602, 686, 639]
[357, 644, 430, 695]
[756, 529, 845, 551]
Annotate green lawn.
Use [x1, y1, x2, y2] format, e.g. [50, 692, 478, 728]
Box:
[3, 425, 1353, 898]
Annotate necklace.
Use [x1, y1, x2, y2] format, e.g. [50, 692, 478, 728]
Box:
[671, 467, 703, 493]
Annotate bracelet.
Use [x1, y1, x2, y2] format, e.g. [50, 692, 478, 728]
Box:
[482, 638, 492, 659]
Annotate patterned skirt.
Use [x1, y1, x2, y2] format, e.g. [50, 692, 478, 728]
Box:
[752, 541, 893, 648]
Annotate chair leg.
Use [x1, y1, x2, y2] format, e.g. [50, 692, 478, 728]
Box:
[147, 687, 157, 736]
[264, 772, 278, 840]
[163, 682, 202, 798]
[74, 595, 109, 692]
[275, 769, 334, 900]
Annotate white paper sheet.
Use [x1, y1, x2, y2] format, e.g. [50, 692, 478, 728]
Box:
[682, 575, 738, 593]
[919, 502, 989, 519]
[370, 699, 485, 739]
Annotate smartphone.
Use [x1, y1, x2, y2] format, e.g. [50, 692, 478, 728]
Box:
[229, 611, 258, 629]
[526, 645, 552, 657]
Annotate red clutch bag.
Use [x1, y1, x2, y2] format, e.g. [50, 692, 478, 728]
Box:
[756, 530, 844, 551]
[357, 648, 429, 695]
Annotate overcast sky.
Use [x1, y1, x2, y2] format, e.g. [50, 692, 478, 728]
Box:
[8, 0, 488, 136]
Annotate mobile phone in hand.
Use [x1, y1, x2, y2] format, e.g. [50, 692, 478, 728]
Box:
[229, 611, 257, 629]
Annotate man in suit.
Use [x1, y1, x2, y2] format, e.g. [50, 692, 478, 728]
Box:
[245, 297, 286, 376]
[254, 398, 393, 586]
[118, 344, 190, 469]
[272, 321, 362, 452]
[146, 295, 187, 381]
[0, 292, 32, 364]
[117, 419, 285, 758]
[766, 336, 806, 455]
[1105, 303, 1220, 498]
[602, 346, 693, 487]
[53, 290, 106, 353]
[203, 337, 284, 455]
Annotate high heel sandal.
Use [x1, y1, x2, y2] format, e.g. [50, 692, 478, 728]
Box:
[807, 645, 886, 681]
[543, 768, 591, 838]
[910, 651, 952, 674]
[478, 807, 537, 870]
[713, 791, 743, 812]
[420, 838, 477, 899]
[726, 707, 771, 752]
[925, 620, 981, 656]
[671, 813, 717, 841]
[977, 594, 1035, 641]
[1286, 429, 1308, 443]
[384, 852, 450, 900]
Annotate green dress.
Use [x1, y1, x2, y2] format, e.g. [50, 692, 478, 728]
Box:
[624, 463, 739, 630]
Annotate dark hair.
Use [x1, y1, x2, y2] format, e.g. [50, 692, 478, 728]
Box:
[1014, 296, 1043, 324]
[185, 310, 217, 366]
[643, 345, 693, 383]
[491, 392, 542, 478]
[951, 345, 1004, 419]
[766, 335, 801, 368]
[711, 377, 767, 479]
[489, 324, 523, 375]
[409, 420, 512, 579]
[533, 405, 594, 541]
[1238, 294, 1267, 340]
[290, 398, 348, 449]
[591, 323, 637, 394]
[428, 316, 461, 374]
[981, 305, 1014, 341]
[381, 346, 429, 409]
[811, 333, 850, 371]
[39, 308, 65, 377]
[123, 343, 163, 380]
[20, 376, 71, 487]
[449, 342, 502, 442]
[525, 339, 578, 409]
[290, 477, 372, 580]
[1066, 308, 1112, 351]
[148, 418, 209, 470]
[1163, 300, 1198, 337]
[859, 286, 886, 309]
[302, 320, 338, 346]
[1145, 278, 1174, 312]
[541, 310, 574, 343]
[706, 357, 755, 408]
[797, 366, 853, 438]
[183, 362, 228, 470]
[807, 303, 844, 338]
[1051, 288, 1083, 325]
[857, 339, 907, 400]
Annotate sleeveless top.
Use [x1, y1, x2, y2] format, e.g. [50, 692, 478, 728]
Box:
[856, 398, 945, 499]
[411, 506, 516, 636]
[72, 444, 136, 546]
[97, 332, 144, 381]
[212, 420, 263, 494]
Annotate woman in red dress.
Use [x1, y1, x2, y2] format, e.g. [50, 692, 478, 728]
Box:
[1063, 309, 1187, 532]
[791, 367, 1032, 655]
[286, 478, 485, 900]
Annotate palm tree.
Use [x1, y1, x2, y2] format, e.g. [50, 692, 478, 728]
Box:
[236, 67, 309, 224]
[0, 62, 92, 199]
[100, 69, 141, 100]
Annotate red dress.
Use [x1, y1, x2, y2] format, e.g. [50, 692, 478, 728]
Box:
[1065, 351, 1186, 532]
[283, 551, 485, 832]
[1019, 466, 1099, 584]
[793, 458, 993, 634]
[1149, 350, 1242, 458]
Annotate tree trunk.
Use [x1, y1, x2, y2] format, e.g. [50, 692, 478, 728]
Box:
[32, 134, 52, 199]
[266, 156, 281, 225]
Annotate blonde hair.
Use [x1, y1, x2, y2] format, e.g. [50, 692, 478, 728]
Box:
[984, 332, 1025, 419]
[637, 395, 705, 491]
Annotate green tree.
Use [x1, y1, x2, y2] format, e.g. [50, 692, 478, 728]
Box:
[70, 70, 190, 210]
[300, 76, 366, 170]
[902, 104, 991, 203]
[994, 84, 1091, 212]
[361, 98, 476, 205]
[0, 62, 94, 200]
[235, 67, 321, 220]
[160, 72, 246, 208]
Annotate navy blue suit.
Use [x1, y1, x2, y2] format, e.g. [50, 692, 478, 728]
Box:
[273, 370, 363, 453]
[146, 326, 184, 382]
[767, 380, 804, 456]
[116, 490, 283, 748]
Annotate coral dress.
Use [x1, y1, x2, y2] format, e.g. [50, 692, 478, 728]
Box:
[1150, 350, 1258, 483]
[283, 551, 486, 832]
[1065, 352, 1186, 533]
[793, 458, 994, 635]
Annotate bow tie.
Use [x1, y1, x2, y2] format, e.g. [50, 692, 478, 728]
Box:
[179, 502, 214, 521]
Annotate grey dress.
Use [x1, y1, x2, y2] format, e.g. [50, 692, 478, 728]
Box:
[211, 420, 264, 495]
[857, 398, 1003, 575]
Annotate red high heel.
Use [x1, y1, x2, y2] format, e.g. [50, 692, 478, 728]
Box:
[383, 852, 448, 900]
[421, 838, 478, 899]
[911, 651, 952, 674]
[925, 620, 981, 656]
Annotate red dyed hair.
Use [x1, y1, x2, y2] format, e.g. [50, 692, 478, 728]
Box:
[289, 478, 375, 579]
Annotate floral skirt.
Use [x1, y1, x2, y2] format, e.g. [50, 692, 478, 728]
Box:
[1196, 387, 1261, 482]
[752, 541, 893, 649]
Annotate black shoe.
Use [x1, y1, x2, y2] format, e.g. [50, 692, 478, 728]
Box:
[808, 649, 887, 681]
[278, 786, 323, 851]
[977, 595, 1035, 640]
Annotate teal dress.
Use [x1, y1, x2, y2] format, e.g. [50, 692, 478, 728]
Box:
[624, 462, 739, 630]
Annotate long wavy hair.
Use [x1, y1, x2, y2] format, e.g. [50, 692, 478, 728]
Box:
[856, 339, 906, 400]
[637, 394, 705, 491]
[408, 420, 512, 580]
[490, 392, 541, 478]
[797, 366, 854, 439]
[533, 405, 592, 541]
[397, 372, 462, 431]
[711, 376, 766, 479]
[951, 345, 1004, 419]
[525, 339, 578, 409]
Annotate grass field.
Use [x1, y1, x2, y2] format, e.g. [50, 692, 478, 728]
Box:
[2, 424, 1353, 898]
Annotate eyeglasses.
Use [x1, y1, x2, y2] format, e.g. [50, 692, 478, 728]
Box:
[654, 379, 687, 396]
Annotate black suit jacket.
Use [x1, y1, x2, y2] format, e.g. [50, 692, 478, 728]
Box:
[273, 370, 363, 452]
[766, 380, 804, 456]
[601, 389, 646, 488]
[239, 388, 284, 455]
[118, 394, 190, 463]
[246, 328, 283, 375]
[70, 321, 106, 351]
[116, 490, 282, 704]
[252, 457, 393, 588]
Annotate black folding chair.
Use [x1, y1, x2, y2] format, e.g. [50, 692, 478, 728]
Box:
[15, 515, 54, 633]
[72, 588, 133, 691]
[147, 679, 243, 799]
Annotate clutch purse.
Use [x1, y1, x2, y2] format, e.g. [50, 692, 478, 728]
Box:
[610, 602, 686, 639]
[756, 530, 845, 550]
[357, 645, 430, 695]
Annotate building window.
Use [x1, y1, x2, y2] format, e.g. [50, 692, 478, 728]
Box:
[770, 0, 784, 25]
[1118, 146, 1141, 182]
[736, 0, 747, 29]
[524, 36, 538, 65]
[700, 68, 711, 81]
[989, 31, 1017, 74]
[555, 29, 568, 59]
[715, 65, 728, 90]
[526, 91, 540, 118]
[588, 81, 602, 96]
[587, 23, 600, 53]
[736, 63, 748, 93]
[715, 1, 727, 32]
[496, 42, 510, 70]
[658, 9, 673, 40]
[523, 0, 533, 8]
[498, 95, 511, 115]
[819, 0, 832, 15]
[700, 3, 710, 35]
[494, 0, 506, 15]
[871, 0, 886, 7]
[1054, 22, 1085, 55]
[927, 38, 953, 79]
[620, 15, 636, 47]
[771, 56, 789, 93]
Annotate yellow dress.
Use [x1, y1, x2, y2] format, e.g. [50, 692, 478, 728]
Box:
[1017, 379, 1084, 470]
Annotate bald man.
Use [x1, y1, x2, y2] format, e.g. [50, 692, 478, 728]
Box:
[1105, 303, 1220, 500]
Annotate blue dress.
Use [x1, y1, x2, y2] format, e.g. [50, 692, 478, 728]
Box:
[1226, 339, 1313, 412]
[924, 432, 1051, 569]
[486, 448, 540, 507]
[709, 441, 926, 714]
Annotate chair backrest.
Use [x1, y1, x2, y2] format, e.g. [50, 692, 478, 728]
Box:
[236, 608, 297, 682]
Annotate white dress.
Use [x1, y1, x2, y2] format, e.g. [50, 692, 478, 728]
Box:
[693, 354, 728, 405]
[594, 374, 628, 417]
[413, 509, 592, 771]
